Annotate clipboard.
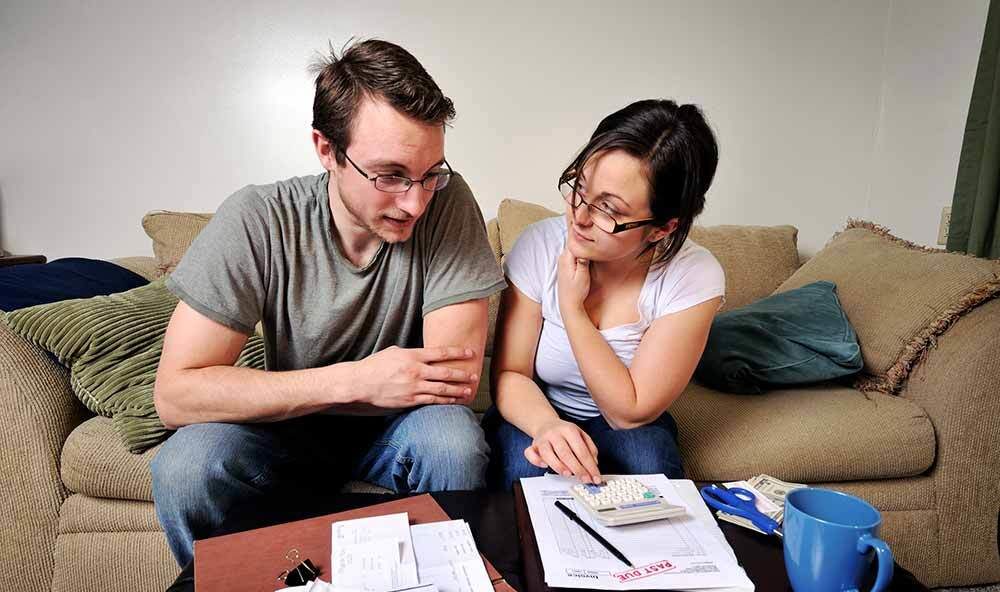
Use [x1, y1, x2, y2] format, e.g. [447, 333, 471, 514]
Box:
[195, 493, 517, 591]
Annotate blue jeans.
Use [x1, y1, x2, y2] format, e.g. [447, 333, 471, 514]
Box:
[481, 405, 684, 491]
[151, 405, 488, 566]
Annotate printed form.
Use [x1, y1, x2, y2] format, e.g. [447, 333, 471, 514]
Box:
[328, 513, 492, 592]
[330, 512, 419, 591]
[520, 474, 754, 591]
[411, 520, 493, 592]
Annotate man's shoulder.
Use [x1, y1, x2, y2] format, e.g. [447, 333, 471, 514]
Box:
[217, 173, 327, 220]
[431, 171, 475, 210]
[414, 171, 483, 233]
[242, 173, 326, 206]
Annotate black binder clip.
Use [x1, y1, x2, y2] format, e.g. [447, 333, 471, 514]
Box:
[277, 548, 320, 587]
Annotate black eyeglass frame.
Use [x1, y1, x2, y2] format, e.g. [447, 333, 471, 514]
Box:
[558, 178, 658, 234]
[339, 148, 453, 193]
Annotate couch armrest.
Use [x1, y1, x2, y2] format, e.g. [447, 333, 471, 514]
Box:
[0, 321, 90, 591]
[900, 297, 1000, 586]
[112, 255, 161, 282]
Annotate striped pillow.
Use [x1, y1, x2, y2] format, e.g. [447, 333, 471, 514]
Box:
[2, 279, 264, 452]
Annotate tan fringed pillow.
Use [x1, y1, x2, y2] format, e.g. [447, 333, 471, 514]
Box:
[141, 210, 213, 276]
[775, 220, 1000, 394]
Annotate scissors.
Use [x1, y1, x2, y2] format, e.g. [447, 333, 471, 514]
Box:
[700, 483, 783, 538]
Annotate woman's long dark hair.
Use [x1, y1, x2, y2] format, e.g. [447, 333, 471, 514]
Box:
[560, 99, 719, 269]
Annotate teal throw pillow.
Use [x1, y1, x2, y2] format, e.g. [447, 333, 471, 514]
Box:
[694, 281, 862, 394]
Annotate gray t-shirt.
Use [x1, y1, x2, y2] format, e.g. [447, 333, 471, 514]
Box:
[166, 171, 506, 371]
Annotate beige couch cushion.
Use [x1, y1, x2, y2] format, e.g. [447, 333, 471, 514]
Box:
[496, 198, 560, 257]
[494, 198, 801, 312]
[688, 225, 799, 312]
[62, 417, 158, 502]
[776, 220, 1000, 394]
[141, 211, 212, 276]
[111, 257, 160, 282]
[673, 382, 936, 482]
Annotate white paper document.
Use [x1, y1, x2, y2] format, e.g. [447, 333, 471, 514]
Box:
[330, 512, 420, 592]
[520, 474, 754, 591]
[411, 520, 494, 592]
[277, 580, 438, 592]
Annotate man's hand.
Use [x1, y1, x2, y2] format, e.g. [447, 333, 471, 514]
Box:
[557, 246, 591, 317]
[525, 418, 602, 484]
[350, 345, 479, 408]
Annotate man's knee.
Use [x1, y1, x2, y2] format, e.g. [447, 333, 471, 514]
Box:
[401, 405, 489, 490]
[151, 423, 265, 504]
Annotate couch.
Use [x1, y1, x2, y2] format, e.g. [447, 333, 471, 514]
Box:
[2, 198, 998, 591]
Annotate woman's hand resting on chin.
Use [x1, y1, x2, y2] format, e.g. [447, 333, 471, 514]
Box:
[557, 246, 591, 318]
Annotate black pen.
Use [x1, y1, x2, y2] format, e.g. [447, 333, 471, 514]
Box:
[554, 500, 634, 568]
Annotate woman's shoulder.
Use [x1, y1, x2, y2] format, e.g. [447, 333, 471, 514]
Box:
[644, 237, 726, 313]
[508, 215, 566, 258]
[672, 237, 722, 270]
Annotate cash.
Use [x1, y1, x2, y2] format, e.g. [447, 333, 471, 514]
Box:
[714, 474, 807, 534]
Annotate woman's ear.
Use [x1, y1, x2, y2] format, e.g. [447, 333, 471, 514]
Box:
[648, 218, 679, 243]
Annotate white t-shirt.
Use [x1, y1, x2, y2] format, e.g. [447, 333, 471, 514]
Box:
[503, 216, 726, 420]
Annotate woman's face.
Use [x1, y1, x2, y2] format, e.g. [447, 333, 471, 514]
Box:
[564, 149, 672, 263]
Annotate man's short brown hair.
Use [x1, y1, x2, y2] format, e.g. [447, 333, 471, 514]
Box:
[310, 39, 456, 165]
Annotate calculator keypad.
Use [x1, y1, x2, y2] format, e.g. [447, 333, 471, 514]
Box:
[570, 478, 687, 526]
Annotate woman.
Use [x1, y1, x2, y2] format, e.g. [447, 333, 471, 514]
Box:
[483, 99, 725, 491]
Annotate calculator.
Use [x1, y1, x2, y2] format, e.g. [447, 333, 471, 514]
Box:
[570, 477, 687, 526]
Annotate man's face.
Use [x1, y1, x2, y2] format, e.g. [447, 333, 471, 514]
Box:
[329, 97, 446, 243]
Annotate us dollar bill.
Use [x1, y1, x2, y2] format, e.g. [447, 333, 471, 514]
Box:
[748, 474, 807, 524]
[714, 475, 807, 534]
[715, 480, 783, 534]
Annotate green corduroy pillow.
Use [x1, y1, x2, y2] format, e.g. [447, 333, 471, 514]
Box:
[2, 278, 265, 453]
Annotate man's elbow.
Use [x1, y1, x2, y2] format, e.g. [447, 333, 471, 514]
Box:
[153, 373, 185, 430]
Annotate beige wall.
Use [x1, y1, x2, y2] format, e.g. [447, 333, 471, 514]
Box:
[0, 0, 988, 260]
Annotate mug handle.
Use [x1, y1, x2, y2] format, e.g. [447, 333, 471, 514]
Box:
[857, 534, 894, 592]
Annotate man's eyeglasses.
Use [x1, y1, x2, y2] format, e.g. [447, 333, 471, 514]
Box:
[558, 178, 657, 234]
[340, 149, 453, 193]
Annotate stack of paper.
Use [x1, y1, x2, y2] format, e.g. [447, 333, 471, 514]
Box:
[302, 512, 493, 592]
[331, 513, 420, 591]
[520, 474, 755, 591]
[410, 520, 493, 592]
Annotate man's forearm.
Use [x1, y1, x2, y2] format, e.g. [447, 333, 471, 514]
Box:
[154, 361, 376, 428]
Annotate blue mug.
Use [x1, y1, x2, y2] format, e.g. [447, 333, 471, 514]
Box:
[783, 488, 893, 592]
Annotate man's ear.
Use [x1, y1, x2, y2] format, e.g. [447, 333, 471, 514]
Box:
[648, 218, 680, 243]
[312, 129, 336, 171]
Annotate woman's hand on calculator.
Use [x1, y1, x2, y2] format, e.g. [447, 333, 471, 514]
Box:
[525, 419, 602, 484]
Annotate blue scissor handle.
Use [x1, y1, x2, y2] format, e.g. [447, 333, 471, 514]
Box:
[700, 485, 781, 536]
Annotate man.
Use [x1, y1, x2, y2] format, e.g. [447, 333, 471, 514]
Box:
[150, 39, 506, 567]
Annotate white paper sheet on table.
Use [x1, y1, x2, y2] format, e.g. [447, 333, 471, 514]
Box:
[519, 474, 755, 591]
[277, 580, 439, 592]
[410, 520, 494, 592]
[330, 512, 420, 592]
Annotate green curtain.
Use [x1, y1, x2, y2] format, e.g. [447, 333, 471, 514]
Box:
[949, 0, 1000, 259]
